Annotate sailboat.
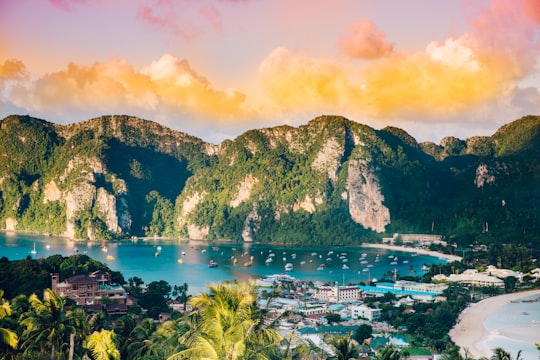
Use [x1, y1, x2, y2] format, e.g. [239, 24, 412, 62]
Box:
[30, 243, 37, 255]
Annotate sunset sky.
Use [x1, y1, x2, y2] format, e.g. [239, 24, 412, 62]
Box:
[1, 0, 539, 144]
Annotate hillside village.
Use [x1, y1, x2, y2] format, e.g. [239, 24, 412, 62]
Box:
[43, 243, 535, 359]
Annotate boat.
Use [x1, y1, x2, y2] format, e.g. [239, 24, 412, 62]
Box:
[208, 260, 218, 268]
[30, 243, 37, 255]
[284, 263, 293, 271]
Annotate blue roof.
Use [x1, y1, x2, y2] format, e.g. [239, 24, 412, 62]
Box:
[358, 285, 438, 298]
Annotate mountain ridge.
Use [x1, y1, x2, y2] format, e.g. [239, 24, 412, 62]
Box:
[0, 114, 538, 248]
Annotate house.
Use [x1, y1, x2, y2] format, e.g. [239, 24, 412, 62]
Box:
[51, 273, 130, 315]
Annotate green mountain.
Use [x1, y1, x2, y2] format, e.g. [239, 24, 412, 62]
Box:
[0, 114, 538, 247]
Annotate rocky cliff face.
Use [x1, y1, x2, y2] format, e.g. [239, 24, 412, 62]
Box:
[0, 114, 538, 246]
[345, 160, 390, 232]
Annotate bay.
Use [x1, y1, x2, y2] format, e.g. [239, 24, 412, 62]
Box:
[0, 232, 446, 294]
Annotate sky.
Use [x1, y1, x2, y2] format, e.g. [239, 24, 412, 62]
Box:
[1, 0, 539, 144]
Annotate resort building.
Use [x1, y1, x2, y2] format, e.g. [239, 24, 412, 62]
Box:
[51, 272, 133, 315]
[382, 233, 446, 246]
[432, 269, 505, 288]
[359, 280, 446, 301]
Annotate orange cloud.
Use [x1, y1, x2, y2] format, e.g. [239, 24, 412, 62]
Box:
[259, 0, 540, 122]
[338, 19, 393, 59]
[6, 55, 249, 123]
[0, 59, 26, 80]
[259, 48, 363, 113]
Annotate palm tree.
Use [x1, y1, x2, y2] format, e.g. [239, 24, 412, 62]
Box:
[19, 288, 75, 359]
[169, 281, 283, 360]
[328, 335, 359, 360]
[84, 329, 120, 360]
[490, 347, 523, 360]
[375, 345, 402, 360]
[0, 290, 18, 353]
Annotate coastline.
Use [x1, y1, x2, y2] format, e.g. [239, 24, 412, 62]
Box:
[450, 289, 540, 358]
[361, 243, 462, 262]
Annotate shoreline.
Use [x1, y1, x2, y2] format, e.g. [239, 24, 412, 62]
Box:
[361, 243, 462, 262]
[450, 289, 540, 358]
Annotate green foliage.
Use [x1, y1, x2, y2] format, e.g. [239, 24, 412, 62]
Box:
[0, 114, 538, 248]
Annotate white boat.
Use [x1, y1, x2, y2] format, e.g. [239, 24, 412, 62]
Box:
[30, 243, 37, 255]
[284, 263, 294, 271]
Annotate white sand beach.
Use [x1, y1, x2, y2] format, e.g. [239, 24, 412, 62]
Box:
[450, 289, 540, 358]
[361, 243, 463, 262]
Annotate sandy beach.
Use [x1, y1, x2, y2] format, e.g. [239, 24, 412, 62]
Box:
[450, 289, 540, 358]
[361, 243, 463, 262]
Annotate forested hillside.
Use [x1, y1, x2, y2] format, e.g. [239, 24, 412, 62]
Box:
[0, 114, 538, 248]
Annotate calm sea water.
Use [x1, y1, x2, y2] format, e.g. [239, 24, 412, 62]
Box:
[483, 294, 540, 359]
[0, 232, 445, 294]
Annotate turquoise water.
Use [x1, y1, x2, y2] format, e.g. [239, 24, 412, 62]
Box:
[0, 232, 445, 294]
[483, 294, 540, 359]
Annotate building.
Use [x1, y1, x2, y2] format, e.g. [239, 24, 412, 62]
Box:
[382, 234, 446, 246]
[314, 285, 361, 302]
[51, 273, 132, 315]
[350, 304, 381, 321]
[433, 269, 504, 288]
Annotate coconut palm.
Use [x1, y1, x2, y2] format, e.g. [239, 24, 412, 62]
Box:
[0, 290, 18, 353]
[490, 347, 523, 360]
[169, 281, 283, 360]
[84, 329, 120, 360]
[375, 345, 402, 360]
[19, 288, 74, 359]
[328, 335, 360, 360]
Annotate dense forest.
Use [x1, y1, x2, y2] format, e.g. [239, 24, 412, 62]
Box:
[0, 114, 538, 248]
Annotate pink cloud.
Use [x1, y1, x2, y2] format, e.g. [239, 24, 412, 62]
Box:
[523, 0, 540, 23]
[338, 19, 393, 60]
[48, 0, 92, 12]
[137, 0, 228, 40]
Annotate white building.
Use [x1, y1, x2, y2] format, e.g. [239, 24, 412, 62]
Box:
[350, 304, 381, 321]
[433, 269, 504, 288]
[314, 285, 361, 302]
[394, 280, 448, 294]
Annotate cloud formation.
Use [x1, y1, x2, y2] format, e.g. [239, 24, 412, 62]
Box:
[259, 0, 540, 122]
[0, 59, 26, 80]
[338, 19, 393, 59]
[137, 0, 223, 40]
[3, 55, 249, 126]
